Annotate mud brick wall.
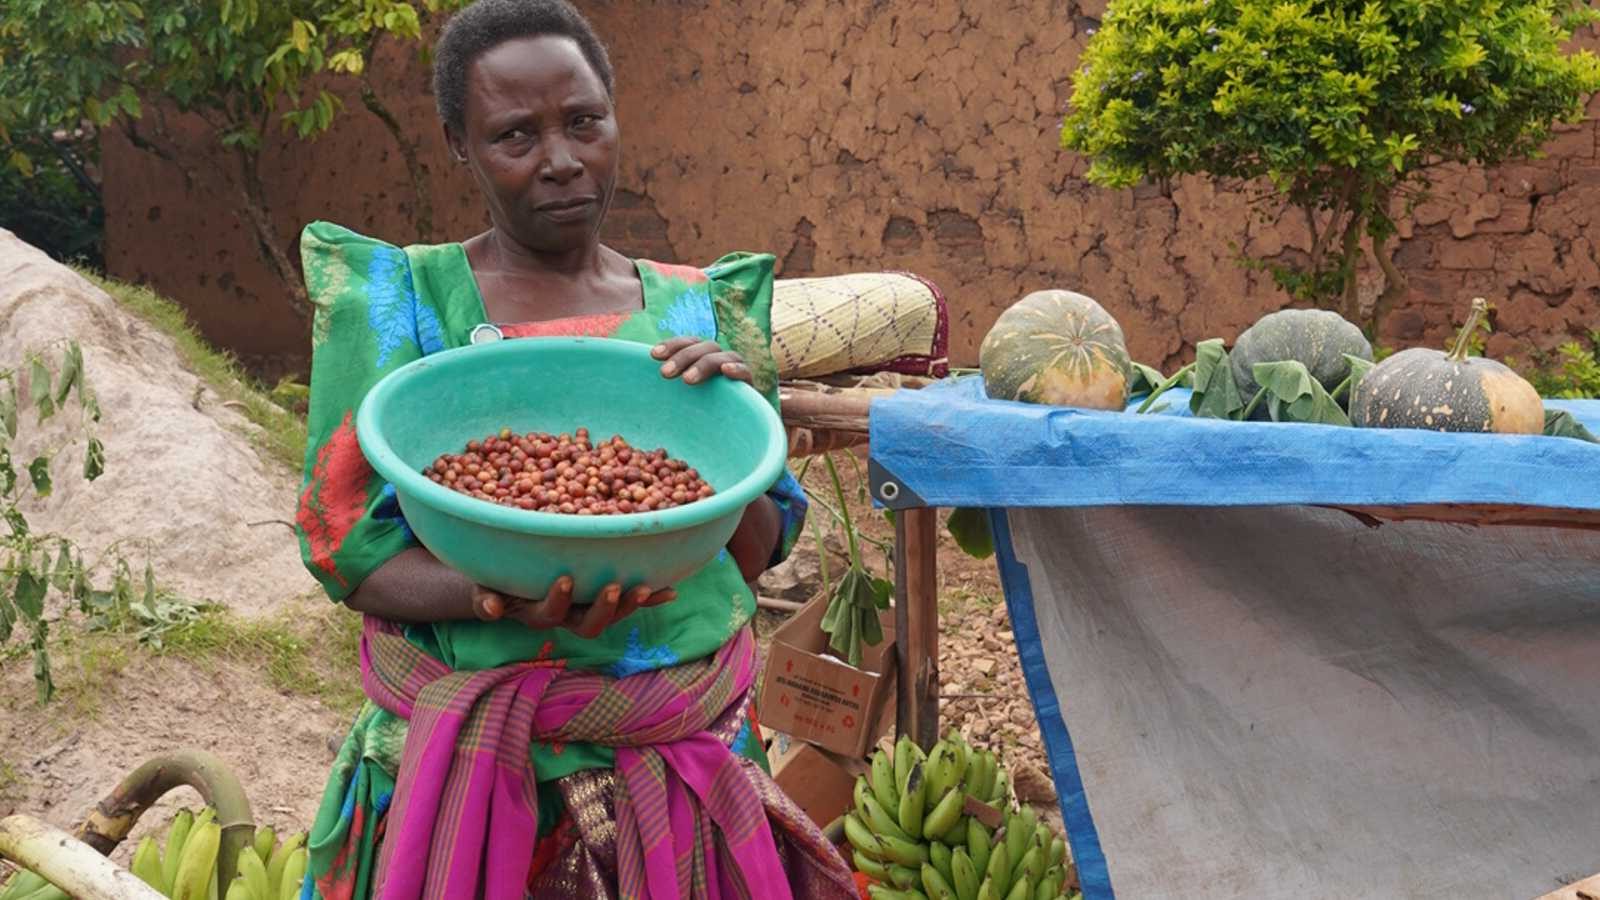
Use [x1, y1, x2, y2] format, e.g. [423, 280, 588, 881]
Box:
[101, 0, 1600, 379]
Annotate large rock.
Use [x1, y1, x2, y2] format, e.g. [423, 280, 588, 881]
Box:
[0, 230, 316, 615]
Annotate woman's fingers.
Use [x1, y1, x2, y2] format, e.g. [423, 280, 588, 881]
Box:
[473, 588, 507, 621]
[655, 340, 751, 384]
[643, 587, 678, 608]
[571, 584, 622, 639]
[518, 575, 574, 628]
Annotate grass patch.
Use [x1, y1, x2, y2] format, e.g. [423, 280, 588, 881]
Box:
[48, 631, 135, 720]
[161, 600, 364, 716]
[73, 267, 308, 472]
[0, 756, 23, 803]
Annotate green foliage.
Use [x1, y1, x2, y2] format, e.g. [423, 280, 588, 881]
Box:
[0, 134, 102, 267]
[1061, 0, 1600, 320]
[0, 0, 463, 162]
[0, 342, 197, 702]
[1523, 333, 1600, 399]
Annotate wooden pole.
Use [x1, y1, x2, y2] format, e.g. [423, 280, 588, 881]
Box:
[894, 507, 940, 750]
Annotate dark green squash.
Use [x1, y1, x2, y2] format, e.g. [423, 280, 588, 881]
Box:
[980, 290, 1132, 409]
[1350, 298, 1545, 434]
[1230, 309, 1372, 416]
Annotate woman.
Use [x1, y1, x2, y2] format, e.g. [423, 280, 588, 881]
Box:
[293, 1, 857, 897]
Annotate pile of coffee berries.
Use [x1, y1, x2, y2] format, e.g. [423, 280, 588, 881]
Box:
[425, 427, 714, 515]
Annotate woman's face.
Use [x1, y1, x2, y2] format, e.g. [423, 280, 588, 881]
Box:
[449, 34, 619, 256]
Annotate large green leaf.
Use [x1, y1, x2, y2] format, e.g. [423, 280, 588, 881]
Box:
[54, 342, 82, 405]
[28, 357, 54, 423]
[0, 377, 16, 440]
[27, 455, 51, 498]
[1128, 362, 1168, 397]
[1189, 339, 1245, 420]
[1545, 409, 1599, 443]
[14, 568, 47, 620]
[946, 507, 995, 560]
[1251, 361, 1352, 426]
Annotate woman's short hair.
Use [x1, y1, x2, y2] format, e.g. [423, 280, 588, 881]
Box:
[432, 0, 615, 134]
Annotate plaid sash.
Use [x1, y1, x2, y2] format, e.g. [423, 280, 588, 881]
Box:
[360, 615, 793, 900]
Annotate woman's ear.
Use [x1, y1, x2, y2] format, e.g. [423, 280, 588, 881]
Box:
[443, 124, 467, 163]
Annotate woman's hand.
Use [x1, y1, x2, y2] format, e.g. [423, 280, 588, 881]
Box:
[651, 337, 753, 385]
[471, 577, 676, 639]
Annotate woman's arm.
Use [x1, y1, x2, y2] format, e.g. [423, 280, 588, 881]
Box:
[727, 495, 783, 585]
[343, 547, 478, 624]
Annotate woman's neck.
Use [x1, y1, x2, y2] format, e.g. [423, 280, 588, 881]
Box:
[485, 227, 610, 278]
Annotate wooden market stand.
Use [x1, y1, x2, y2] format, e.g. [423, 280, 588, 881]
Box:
[778, 378, 944, 751]
[779, 377, 1600, 764]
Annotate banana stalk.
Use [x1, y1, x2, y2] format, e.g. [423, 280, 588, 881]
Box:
[0, 814, 166, 900]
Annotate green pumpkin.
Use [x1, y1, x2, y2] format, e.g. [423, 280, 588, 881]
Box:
[1230, 309, 1372, 416]
[980, 289, 1131, 409]
[1350, 298, 1545, 434]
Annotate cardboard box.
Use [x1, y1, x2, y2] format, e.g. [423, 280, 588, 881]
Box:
[758, 594, 897, 758]
[768, 737, 861, 829]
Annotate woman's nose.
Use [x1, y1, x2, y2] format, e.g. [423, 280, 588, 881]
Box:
[539, 138, 583, 184]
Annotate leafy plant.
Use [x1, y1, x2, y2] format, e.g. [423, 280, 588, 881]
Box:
[0, 0, 469, 311]
[1523, 333, 1600, 399]
[1060, 0, 1600, 334]
[0, 342, 197, 701]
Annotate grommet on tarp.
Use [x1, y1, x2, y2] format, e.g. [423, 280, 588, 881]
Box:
[470, 323, 504, 345]
[866, 458, 925, 509]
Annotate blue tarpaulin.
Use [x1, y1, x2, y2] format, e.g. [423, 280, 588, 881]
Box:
[869, 378, 1600, 900]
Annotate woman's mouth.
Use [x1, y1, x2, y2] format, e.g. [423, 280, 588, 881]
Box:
[534, 197, 597, 223]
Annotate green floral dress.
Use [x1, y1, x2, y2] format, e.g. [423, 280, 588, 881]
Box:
[293, 221, 806, 899]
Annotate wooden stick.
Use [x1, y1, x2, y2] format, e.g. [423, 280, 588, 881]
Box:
[778, 389, 877, 434]
[756, 595, 806, 613]
[894, 507, 941, 751]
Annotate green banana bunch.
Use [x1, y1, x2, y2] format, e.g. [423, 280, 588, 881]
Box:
[0, 868, 69, 900]
[223, 826, 309, 900]
[970, 805, 1077, 900]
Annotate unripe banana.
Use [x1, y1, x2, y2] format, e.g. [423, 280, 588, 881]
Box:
[898, 761, 928, 840]
[252, 827, 277, 867]
[277, 848, 307, 900]
[173, 821, 222, 900]
[845, 813, 887, 861]
[988, 762, 1007, 805]
[923, 744, 951, 799]
[871, 750, 900, 810]
[193, 807, 217, 831]
[878, 833, 932, 868]
[1039, 867, 1064, 900]
[939, 814, 969, 846]
[984, 835, 1011, 896]
[1047, 836, 1065, 869]
[921, 862, 958, 900]
[1003, 877, 1031, 900]
[864, 791, 912, 842]
[266, 833, 305, 895]
[131, 835, 165, 891]
[894, 738, 915, 794]
[13, 884, 69, 900]
[930, 842, 954, 886]
[225, 877, 253, 900]
[962, 752, 989, 797]
[889, 865, 921, 889]
[923, 789, 966, 842]
[976, 880, 999, 900]
[164, 809, 196, 893]
[1005, 812, 1031, 873]
[1015, 848, 1043, 891]
[0, 871, 50, 900]
[946, 740, 970, 793]
[1027, 834, 1047, 886]
[238, 845, 272, 900]
[951, 847, 980, 900]
[967, 818, 992, 879]
[855, 849, 891, 882]
[868, 887, 915, 900]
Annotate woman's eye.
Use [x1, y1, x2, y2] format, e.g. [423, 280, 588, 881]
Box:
[497, 128, 528, 142]
[573, 114, 601, 128]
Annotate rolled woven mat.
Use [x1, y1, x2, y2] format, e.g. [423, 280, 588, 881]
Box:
[770, 271, 949, 380]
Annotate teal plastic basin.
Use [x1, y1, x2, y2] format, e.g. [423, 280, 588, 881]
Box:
[355, 337, 788, 601]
